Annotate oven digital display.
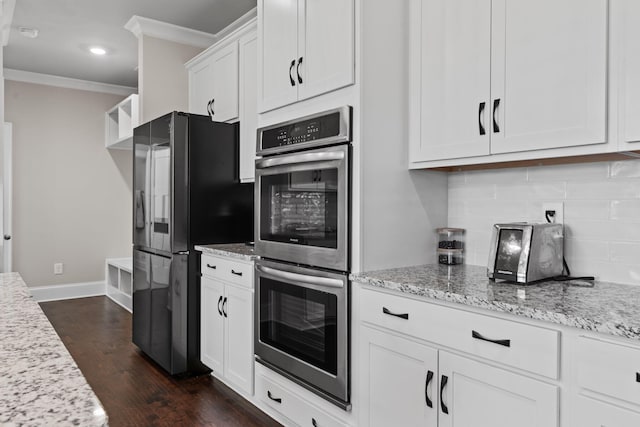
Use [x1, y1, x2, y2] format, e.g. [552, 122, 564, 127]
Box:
[495, 229, 524, 276]
[261, 112, 341, 150]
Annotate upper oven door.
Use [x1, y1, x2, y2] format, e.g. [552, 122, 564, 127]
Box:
[255, 144, 350, 272]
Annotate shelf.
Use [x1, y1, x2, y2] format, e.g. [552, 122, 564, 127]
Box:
[105, 257, 133, 312]
[105, 94, 139, 150]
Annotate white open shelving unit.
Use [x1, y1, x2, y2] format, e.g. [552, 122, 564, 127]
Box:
[105, 94, 139, 150]
[105, 257, 133, 312]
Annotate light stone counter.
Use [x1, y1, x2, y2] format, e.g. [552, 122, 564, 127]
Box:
[351, 264, 640, 340]
[195, 243, 258, 262]
[0, 273, 107, 426]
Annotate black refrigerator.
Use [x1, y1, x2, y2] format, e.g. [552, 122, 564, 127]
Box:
[132, 111, 253, 375]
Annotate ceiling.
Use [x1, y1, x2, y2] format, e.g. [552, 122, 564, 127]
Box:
[4, 0, 256, 88]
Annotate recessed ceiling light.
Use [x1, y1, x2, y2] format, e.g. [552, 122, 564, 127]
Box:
[18, 27, 39, 39]
[90, 47, 106, 56]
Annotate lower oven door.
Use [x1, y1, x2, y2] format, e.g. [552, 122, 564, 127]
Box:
[254, 259, 350, 408]
[255, 144, 350, 272]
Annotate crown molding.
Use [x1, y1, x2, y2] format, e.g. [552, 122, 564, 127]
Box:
[1, 0, 16, 46]
[3, 69, 137, 96]
[214, 7, 257, 42]
[125, 15, 216, 48]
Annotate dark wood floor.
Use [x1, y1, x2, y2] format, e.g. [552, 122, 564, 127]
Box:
[40, 297, 281, 427]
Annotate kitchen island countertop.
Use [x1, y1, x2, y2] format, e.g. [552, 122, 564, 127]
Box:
[351, 264, 640, 340]
[0, 273, 107, 426]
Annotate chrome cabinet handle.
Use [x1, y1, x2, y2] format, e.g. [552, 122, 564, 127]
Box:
[289, 59, 296, 86]
[206, 263, 217, 270]
[492, 98, 501, 133]
[425, 370, 434, 408]
[222, 297, 228, 318]
[267, 390, 282, 403]
[478, 102, 486, 135]
[440, 375, 449, 414]
[207, 100, 213, 118]
[217, 296, 223, 316]
[312, 418, 318, 427]
[297, 57, 303, 84]
[382, 307, 409, 320]
[231, 269, 243, 277]
[472, 330, 511, 347]
[210, 98, 215, 116]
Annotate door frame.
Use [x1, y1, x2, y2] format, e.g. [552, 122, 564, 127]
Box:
[3, 122, 12, 273]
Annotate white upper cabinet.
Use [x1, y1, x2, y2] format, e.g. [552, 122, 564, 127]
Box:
[297, 0, 355, 102]
[618, 0, 640, 148]
[489, 0, 607, 154]
[258, 0, 355, 113]
[187, 41, 239, 122]
[410, 0, 608, 164]
[239, 32, 258, 183]
[258, 0, 299, 112]
[410, 0, 492, 162]
[188, 59, 214, 116]
[210, 42, 239, 123]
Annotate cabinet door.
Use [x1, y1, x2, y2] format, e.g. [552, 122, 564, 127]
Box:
[200, 277, 225, 373]
[258, 0, 299, 112]
[490, 0, 607, 154]
[239, 32, 258, 183]
[439, 352, 558, 427]
[297, 0, 355, 102]
[619, 0, 640, 148]
[210, 42, 239, 123]
[360, 327, 438, 427]
[189, 57, 214, 116]
[573, 396, 640, 427]
[411, 0, 491, 162]
[223, 285, 254, 395]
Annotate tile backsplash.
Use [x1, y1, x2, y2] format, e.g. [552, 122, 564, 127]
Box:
[447, 159, 640, 286]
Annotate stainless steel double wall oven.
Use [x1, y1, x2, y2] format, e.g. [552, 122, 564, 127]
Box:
[254, 106, 352, 409]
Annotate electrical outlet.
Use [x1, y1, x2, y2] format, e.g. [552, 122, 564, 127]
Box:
[54, 263, 63, 275]
[542, 202, 564, 225]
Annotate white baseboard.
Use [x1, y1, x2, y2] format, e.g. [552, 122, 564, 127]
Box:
[30, 281, 106, 303]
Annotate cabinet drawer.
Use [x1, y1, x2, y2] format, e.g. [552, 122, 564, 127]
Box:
[201, 254, 253, 288]
[360, 287, 559, 379]
[256, 373, 347, 427]
[577, 336, 640, 406]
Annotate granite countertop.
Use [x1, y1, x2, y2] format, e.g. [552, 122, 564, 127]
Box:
[0, 273, 108, 426]
[195, 243, 258, 261]
[351, 264, 640, 341]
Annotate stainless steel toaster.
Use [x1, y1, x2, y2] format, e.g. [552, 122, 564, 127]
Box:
[487, 223, 564, 284]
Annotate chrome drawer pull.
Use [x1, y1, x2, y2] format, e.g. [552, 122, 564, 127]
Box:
[206, 263, 216, 270]
[440, 375, 449, 414]
[231, 269, 243, 276]
[382, 307, 409, 320]
[472, 330, 511, 347]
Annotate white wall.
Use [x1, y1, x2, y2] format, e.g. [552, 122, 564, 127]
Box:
[5, 80, 132, 286]
[448, 160, 640, 285]
[138, 35, 203, 122]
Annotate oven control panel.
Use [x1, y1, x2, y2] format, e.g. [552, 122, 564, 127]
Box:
[257, 106, 352, 156]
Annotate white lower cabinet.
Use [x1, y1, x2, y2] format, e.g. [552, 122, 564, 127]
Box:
[360, 327, 438, 427]
[357, 286, 559, 427]
[255, 364, 349, 427]
[200, 254, 254, 396]
[438, 352, 558, 427]
[574, 396, 640, 427]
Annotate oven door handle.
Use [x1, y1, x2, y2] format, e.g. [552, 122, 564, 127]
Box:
[256, 264, 344, 288]
[255, 151, 345, 170]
